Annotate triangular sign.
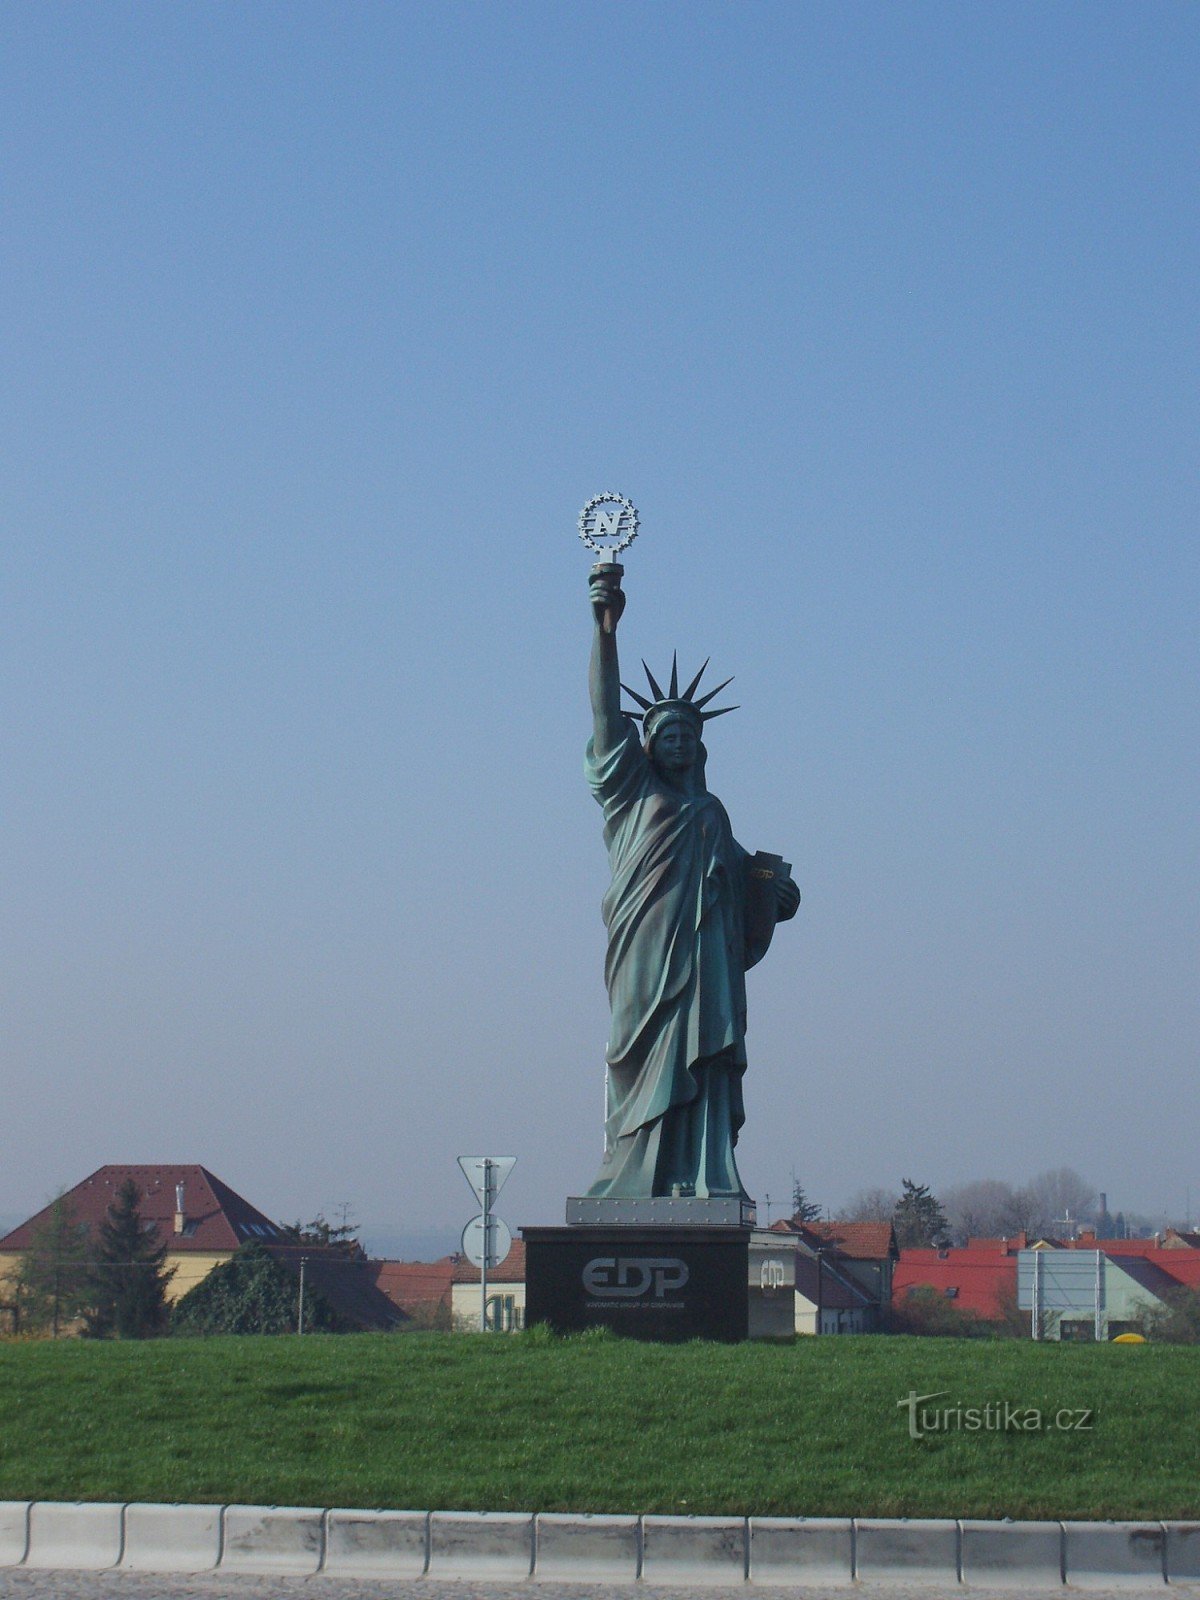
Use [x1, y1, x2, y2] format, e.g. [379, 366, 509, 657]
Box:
[456, 1155, 516, 1208]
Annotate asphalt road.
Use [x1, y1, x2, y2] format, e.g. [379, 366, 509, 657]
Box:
[0, 1576, 1182, 1600]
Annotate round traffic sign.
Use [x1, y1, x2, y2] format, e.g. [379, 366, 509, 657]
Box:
[461, 1212, 512, 1270]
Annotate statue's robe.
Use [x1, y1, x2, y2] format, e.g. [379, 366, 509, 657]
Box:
[585, 722, 773, 1199]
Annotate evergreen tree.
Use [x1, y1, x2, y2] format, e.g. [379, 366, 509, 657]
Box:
[892, 1179, 951, 1248]
[281, 1213, 363, 1258]
[172, 1241, 339, 1335]
[790, 1180, 822, 1224]
[86, 1178, 173, 1338]
[14, 1194, 91, 1336]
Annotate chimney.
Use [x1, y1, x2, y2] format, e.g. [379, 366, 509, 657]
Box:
[174, 1181, 186, 1236]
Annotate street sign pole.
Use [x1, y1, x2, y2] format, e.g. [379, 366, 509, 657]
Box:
[456, 1154, 515, 1332]
[480, 1158, 493, 1332]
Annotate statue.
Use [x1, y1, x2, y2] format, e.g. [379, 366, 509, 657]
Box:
[585, 553, 800, 1202]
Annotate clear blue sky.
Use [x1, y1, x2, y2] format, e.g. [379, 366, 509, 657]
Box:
[3, 2, 1196, 1248]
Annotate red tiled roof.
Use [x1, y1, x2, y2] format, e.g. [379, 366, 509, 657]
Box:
[0, 1165, 284, 1254]
[770, 1219, 896, 1260]
[1061, 1236, 1172, 1257]
[1154, 1255, 1200, 1289]
[1111, 1256, 1183, 1301]
[371, 1259, 456, 1315]
[967, 1234, 1026, 1253]
[894, 1249, 1017, 1320]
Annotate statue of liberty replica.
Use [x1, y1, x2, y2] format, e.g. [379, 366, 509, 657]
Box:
[581, 496, 800, 1205]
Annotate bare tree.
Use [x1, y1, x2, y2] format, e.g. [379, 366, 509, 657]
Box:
[1016, 1168, 1097, 1239]
[841, 1185, 900, 1223]
[942, 1179, 1019, 1246]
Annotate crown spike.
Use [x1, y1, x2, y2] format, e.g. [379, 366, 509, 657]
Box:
[693, 675, 735, 710]
[642, 660, 665, 701]
[681, 658, 710, 702]
[701, 704, 739, 722]
[621, 683, 653, 711]
[669, 651, 679, 698]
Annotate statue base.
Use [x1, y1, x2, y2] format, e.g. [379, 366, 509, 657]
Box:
[522, 1224, 794, 1343]
[565, 1194, 756, 1226]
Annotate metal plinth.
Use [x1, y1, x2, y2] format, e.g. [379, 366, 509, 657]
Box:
[565, 1194, 756, 1227]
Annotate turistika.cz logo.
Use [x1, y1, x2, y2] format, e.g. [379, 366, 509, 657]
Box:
[897, 1390, 1095, 1441]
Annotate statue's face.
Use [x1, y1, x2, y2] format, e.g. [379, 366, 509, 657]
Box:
[652, 718, 699, 772]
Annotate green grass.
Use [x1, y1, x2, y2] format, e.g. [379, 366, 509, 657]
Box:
[1, 1331, 1196, 1518]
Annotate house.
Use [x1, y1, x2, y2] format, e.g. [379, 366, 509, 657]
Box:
[793, 1249, 875, 1334]
[371, 1258, 456, 1329]
[0, 1164, 287, 1306]
[894, 1244, 1019, 1324]
[771, 1218, 897, 1332]
[450, 1240, 526, 1331]
[1017, 1246, 1179, 1340]
[0, 1163, 404, 1333]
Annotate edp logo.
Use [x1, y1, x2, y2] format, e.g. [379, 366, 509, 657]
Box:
[582, 1256, 689, 1300]
[759, 1258, 786, 1293]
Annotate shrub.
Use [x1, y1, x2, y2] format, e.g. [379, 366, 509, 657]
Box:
[171, 1243, 338, 1336]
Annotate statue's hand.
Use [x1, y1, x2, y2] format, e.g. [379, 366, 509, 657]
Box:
[775, 875, 801, 921]
[589, 570, 626, 634]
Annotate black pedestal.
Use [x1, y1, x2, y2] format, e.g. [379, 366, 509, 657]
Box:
[522, 1224, 795, 1342]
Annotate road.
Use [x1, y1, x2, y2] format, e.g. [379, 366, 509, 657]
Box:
[0, 1575, 1180, 1600]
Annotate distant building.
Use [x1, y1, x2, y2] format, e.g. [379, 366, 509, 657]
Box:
[0, 1163, 403, 1332]
[370, 1258, 456, 1329]
[1018, 1247, 1181, 1340]
[894, 1243, 1020, 1323]
[371, 1243, 527, 1332]
[771, 1218, 898, 1333]
[450, 1240, 527, 1331]
[893, 1234, 1200, 1338]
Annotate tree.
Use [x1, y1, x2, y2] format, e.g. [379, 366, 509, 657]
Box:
[1019, 1168, 1097, 1238]
[172, 1242, 339, 1336]
[889, 1286, 989, 1339]
[85, 1179, 173, 1339]
[1145, 1288, 1200, 1344]
[790, 1179, 821, 1224]
[281, 1213, 364, 1259]
[941, 1179, 1019, 1246]
[893, 1179, 950, 1249]
[13, 1194, 91, 1336]
[841, 1186, 900, 1223]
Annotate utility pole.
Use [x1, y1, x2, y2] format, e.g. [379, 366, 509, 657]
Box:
[298, 1256, 308, 1335]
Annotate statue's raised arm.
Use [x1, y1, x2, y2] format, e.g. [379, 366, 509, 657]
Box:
[588, 565, 627, 761]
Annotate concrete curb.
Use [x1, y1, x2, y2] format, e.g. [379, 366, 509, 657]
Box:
[120, 1502, 222, 1572]
[0, 1503, 30, 1568]
[220, 1504, 324, 1575]
[1063, 1521, 1167, 1588]
[0, 1502, 1185, 1583]
[641, 1515, 747, 1586]
[23, 1502, 124, 1570]
[324, 1508, 428, 1577]
[961, 1519, 1064, 1588]
[855, 1517, 960, 1584]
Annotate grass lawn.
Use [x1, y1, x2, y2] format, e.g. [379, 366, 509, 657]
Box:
[0, 1331, 1195, 1518]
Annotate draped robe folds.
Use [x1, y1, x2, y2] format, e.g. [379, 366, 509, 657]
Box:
[585, 722, 771, 1199]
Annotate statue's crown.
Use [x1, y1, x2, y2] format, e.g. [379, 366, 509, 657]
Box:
[622, 653, 738, 740]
